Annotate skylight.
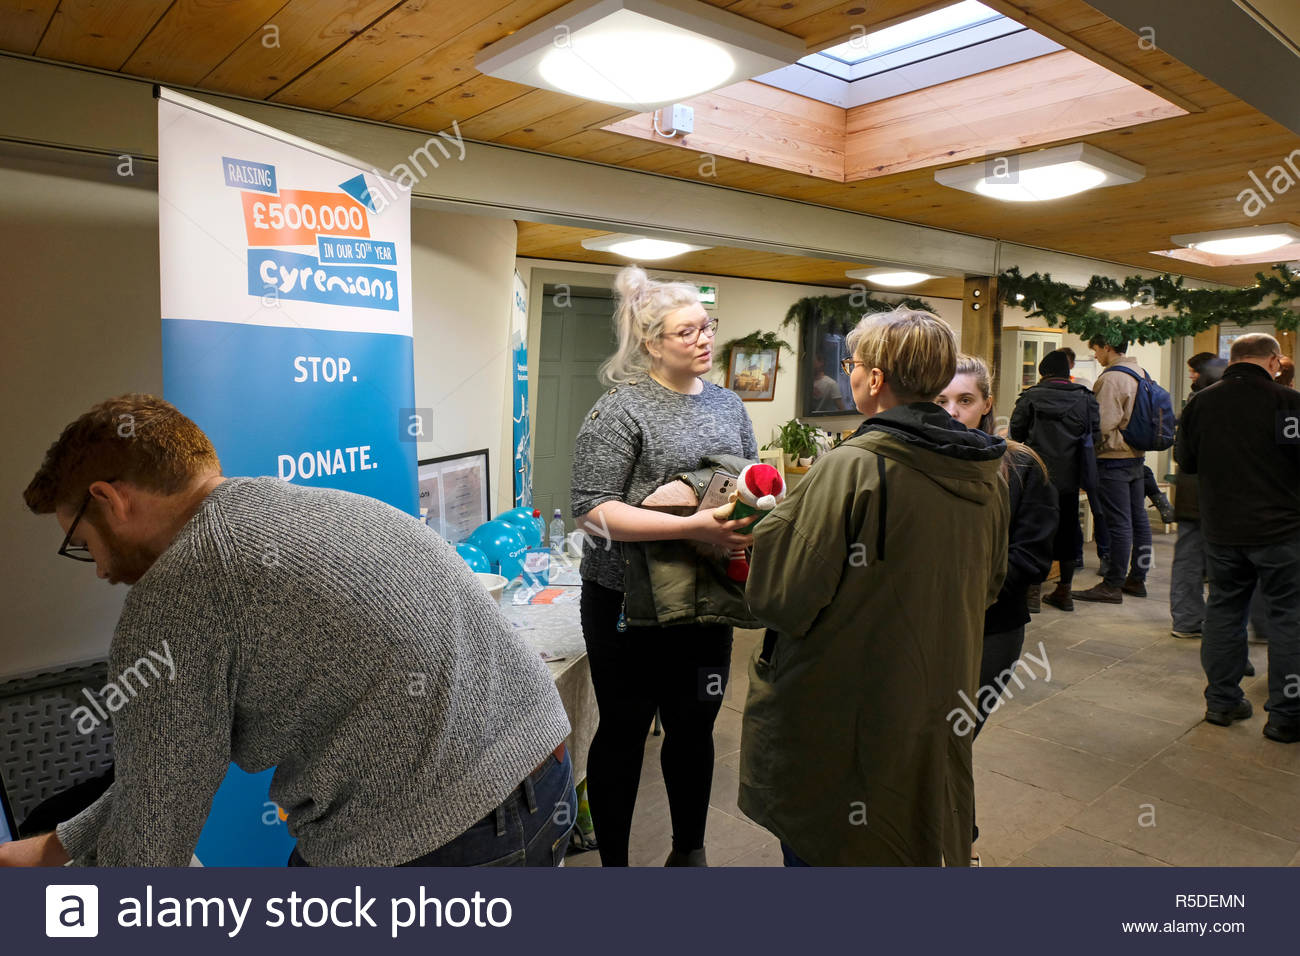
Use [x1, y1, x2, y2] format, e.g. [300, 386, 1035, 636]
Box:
[818, 1, 1004, 66]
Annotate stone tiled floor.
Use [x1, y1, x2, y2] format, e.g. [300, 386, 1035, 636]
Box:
[567, 533, 1300, 867]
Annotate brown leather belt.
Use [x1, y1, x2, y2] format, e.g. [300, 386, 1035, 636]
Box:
[530, 743, 566, 782]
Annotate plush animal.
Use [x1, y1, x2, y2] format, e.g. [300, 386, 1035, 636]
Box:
[711, 463, 786, 581]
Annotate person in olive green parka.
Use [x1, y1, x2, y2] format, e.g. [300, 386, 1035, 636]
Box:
[739, 308, 1010, 867]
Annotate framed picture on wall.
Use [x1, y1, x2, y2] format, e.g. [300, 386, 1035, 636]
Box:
[728, 348, 779, 401]
[418, 449, 490, 543]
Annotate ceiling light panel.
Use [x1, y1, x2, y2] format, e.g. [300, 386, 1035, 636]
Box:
[934, 143, 1145, 202]
[580, 233, 711, 259]
[845, 268, 938, 287]
[1169, 224, 1300, 256]
[476, 0, 806, 110]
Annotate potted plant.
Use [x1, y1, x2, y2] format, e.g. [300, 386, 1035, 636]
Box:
[765, 419, 822, 469]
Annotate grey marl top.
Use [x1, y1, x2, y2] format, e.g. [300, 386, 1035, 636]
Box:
[570, 377, 758, 591]
[57, 477, 570, 866]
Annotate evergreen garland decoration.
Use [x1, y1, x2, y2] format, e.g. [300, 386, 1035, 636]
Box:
[999, 265, 1300, 346]
[713, 330, 794, 372]
[781, 292, 939, 335]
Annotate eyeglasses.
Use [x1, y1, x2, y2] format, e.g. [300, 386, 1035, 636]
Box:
[840, 358, 868, 376]
[58, 492, 96, 562]
[57, 479, 115, 562]
[668, 318, 718, 346]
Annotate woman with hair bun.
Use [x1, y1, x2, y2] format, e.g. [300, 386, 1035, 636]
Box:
[570, 265, 759, 867]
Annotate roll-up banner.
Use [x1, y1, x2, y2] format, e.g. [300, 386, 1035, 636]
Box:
[510, 270, 531, 508]
[157, 88, 417, 865]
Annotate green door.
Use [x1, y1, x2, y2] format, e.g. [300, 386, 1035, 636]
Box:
[532, 286, 619, 531]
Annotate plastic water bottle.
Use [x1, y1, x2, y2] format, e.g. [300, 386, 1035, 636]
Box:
[549, 509, 566, 557]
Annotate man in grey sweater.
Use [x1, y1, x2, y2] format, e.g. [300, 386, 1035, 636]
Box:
[3, 395, 573, 867]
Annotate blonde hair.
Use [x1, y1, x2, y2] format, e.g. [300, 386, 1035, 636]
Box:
[599, 265, 701, 385]
[949, 354, 1047, 481]
[845, 307, 958, 402]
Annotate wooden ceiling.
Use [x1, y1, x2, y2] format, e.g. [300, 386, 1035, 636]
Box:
[5, 0, 1300, 288]
[516, 220, 969, 297]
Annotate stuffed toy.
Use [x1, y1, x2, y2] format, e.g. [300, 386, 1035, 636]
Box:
[710, 463, 786, 582]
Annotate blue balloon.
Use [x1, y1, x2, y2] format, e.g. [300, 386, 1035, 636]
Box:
[467, 520, 529, 581]
[455, 542, 490, 573]
[498, 507, 543, 547]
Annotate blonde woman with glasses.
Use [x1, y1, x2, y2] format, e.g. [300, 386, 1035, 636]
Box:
[570, 265, 759, 867]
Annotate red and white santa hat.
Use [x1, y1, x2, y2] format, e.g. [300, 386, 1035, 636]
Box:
[736, 463, 786, 510]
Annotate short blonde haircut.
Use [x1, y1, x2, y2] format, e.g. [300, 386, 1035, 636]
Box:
[845, 307, 958, 402]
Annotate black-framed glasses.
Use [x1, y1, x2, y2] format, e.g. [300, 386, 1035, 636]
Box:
[670, 318, 718, 346]
[58, 492, 96, 562]
[58, 479, 116, 562]
[840, 358, 867, 376]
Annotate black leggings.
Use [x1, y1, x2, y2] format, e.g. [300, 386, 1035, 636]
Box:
[579, 581, 732, 867]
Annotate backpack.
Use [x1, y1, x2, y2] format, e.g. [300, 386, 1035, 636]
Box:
[1101, 364, 1176, 451]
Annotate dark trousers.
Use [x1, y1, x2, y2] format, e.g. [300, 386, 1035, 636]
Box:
[971, 625, 1026, 843]
[287, 750, 576, 867]
[1052, 487, 1081, 589]
[1097, 457, 1153, 587]
[580, 581, 732, 866]
[1203, 536, 1300, 725]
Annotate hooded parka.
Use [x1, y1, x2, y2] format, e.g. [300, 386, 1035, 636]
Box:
[739, 404, 1009, 866]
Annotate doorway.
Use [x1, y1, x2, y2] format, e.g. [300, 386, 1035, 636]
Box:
[531, 285, 619, 528]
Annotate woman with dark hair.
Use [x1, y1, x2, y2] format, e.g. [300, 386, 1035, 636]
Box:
[1009, 349, 1102, 610]
[569, 265, 758, 867]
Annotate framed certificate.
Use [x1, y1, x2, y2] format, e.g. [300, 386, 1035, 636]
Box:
[418, 449, 490, 543]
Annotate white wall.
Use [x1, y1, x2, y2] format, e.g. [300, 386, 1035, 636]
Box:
[515, 256, 962, 449]
[0, 157, 519, 677]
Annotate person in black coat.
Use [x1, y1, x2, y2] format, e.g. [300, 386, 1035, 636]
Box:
[1009, 349, 1101, 611]
[1175, 333, 1300, 741]
[937, 355, 1056, 858]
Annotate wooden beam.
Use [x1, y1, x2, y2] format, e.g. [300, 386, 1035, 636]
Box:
[962, 276, 1001, 381]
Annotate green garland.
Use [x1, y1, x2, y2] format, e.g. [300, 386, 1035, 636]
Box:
[714, 330, 793, 372]
[999, 265, 1300, 346]
[781, 292, 939, 335]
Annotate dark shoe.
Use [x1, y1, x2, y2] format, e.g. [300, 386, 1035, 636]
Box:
[1026, 583, 1041, 614]
[1122, 577, 1147, 598]
[1171, 629, 1202, 640]
[1263, 721, 1300, 744]
[1244, 659, 1256, 677]
[1204, 699, 1253, 726]
[1043, 585, 1074, 612]
[1072, 583, 1123, 604]
[1154, 493, 1175, 525]
[664, 847, 708, 866]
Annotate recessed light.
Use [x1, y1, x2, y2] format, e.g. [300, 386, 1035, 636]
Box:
[580, 233, 711, 259]
[1093, 299, 1135, 312]
[934, 143, 1145, 202]
[1170, 224, 1300, 257]
[476, 0, 806, 110]
[845, 268, 936, 287]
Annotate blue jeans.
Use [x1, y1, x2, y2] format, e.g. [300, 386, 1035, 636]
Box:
[288, 749, 577, 867]
[1171, 519, 1271, 638]
[781, 842, 810, 867]
[1203, 537, 1300, 724]
[1097, 458, 1152, 588]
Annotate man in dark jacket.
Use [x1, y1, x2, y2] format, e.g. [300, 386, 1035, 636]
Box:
[1010, 349, 1101, 610]
[1175, 334, 1300, 741]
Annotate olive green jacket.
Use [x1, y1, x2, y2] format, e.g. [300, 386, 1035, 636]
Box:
[738, 405, 1009, 866]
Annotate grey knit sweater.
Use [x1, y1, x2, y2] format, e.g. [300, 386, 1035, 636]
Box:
[57, 477, 570, 866]
[570, 378, 757, 591]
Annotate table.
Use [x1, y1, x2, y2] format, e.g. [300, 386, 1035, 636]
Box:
[500, 571, 596, 783]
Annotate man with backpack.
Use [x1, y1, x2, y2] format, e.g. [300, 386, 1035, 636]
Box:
[1074, 335, 1174, 604]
